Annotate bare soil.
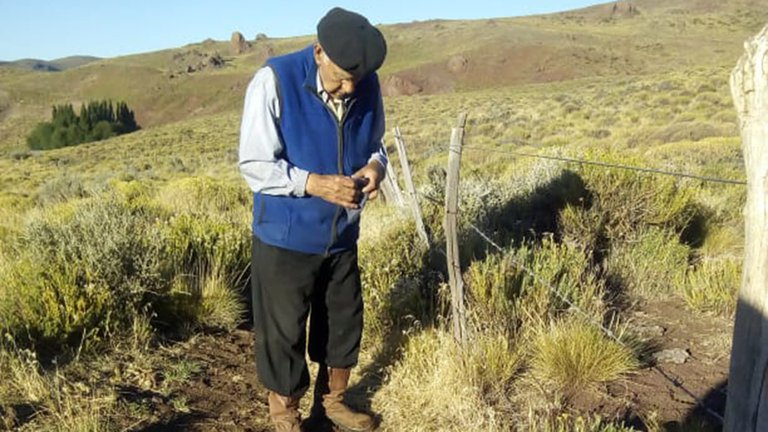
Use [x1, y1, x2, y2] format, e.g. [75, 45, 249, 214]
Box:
[123, 297, 731, 431]
[570, 298, 731, 431]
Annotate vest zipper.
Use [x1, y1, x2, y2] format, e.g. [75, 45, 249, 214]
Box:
[324, 101, 356, 256]
[306, 86, 357, 256]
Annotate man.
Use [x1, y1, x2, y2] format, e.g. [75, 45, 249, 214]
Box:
[238, 7, 387, 432]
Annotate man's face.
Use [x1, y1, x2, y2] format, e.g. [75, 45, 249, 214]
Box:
[314, 43, 360, 100]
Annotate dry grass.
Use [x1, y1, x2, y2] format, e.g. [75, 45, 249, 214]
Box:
[530, 318, 639, 393]
[373, 328, 519, 432]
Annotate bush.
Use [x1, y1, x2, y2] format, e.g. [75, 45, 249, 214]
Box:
[155, 176, 251, 216]
[577, 151, 697, 241]
[0, 195, 161, 348]
[604, 227, 690, 297]
[651, 121, 726, 144]
[35, 173, 89, 206]
[155, 213, 250, 281]
[0, 180, 252, 350]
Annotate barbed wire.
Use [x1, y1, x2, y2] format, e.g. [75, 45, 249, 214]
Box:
[461, 145, 747, 186]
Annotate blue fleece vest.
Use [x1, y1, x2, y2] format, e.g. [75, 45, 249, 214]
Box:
[252, 45, 383, 255]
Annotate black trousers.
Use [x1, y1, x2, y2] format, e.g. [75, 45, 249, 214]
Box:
[251, 236, 364, 398]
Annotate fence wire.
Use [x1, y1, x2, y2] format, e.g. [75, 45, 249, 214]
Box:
[462, 145, 747, 186]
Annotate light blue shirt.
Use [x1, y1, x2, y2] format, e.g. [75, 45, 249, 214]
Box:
[238, 67, 387, 197]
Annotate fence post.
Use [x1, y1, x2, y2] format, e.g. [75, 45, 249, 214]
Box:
[725, 24, 768, 432]
[393, 127, 430, 248]
[445, 113, 468, 347]
[379, 152, 406, 207]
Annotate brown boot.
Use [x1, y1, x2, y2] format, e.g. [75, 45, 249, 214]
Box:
[321, 367, 375, 432]
[268, 391, 302, 432]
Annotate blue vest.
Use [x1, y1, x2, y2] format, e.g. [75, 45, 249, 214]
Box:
[252, 45, 384, 255]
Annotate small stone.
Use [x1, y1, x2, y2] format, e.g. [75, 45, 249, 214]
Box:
[635, 324, 666, 338]
[653, 348, 690, 364]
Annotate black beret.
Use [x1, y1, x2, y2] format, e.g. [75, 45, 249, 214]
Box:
[317, 7, 387, 78]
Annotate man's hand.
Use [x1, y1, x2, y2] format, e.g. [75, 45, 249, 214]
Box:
[351, 161, 386, 201]
[306, 174, 364, 209]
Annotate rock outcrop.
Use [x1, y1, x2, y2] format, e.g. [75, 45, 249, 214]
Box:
[447, 55, 469, 73]
[230, 32, 250, 55]
[381, 75, 422, 96]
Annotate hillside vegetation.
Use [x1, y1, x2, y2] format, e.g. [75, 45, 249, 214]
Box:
[0, 0, 763, 430]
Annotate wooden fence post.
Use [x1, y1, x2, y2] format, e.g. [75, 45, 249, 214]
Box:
[725, 24, 768, 432]
[393, 127, 430, 248]
[379, 151, 406, 207]
[445, 113, 468, 347]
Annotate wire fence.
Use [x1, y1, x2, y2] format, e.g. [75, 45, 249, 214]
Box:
[407, 146, 729, 424]
[461, 145, 748, 186]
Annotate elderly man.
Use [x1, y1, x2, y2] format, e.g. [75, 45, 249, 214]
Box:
[238, 7, 387, 432]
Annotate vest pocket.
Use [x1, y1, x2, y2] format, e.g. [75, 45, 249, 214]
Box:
[255, 196, 290, 243]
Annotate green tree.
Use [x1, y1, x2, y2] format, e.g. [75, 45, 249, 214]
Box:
[27, 99, 140, 150]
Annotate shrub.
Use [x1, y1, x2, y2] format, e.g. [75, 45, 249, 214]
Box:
[0, 180, 251, 349]
[577, 151, 697, 241]
[651, 121, 726, 144]
[155, 176, 250, 216]
[155, 212, 250, 281]
[0, 195, 161, 348]
[36, 173, 89, 206]
[604, 227, 690, 297]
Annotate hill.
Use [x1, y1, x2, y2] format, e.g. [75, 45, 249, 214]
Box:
[0, 0, 766, 155]
[0, 55, 100, 72]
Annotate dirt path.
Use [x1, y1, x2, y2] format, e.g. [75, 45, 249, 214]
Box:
[133, 330, 270, 432]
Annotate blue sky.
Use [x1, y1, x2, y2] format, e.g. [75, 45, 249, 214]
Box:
[0, 0, 604, 61]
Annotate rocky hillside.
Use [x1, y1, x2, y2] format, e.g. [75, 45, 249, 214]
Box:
[0, 0, 766, 153]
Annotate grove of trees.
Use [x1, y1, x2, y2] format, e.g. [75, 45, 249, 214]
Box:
[27, 100, 139, 150]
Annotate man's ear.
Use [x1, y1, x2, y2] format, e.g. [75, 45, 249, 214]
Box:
[313, 43, 324, 66]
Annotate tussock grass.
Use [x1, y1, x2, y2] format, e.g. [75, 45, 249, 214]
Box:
[168, 259, 246, 331]
[680, 258, 740, 316]
[358, 204, 430, 346]
[530, 318, 638, 392]
[523, 412, 640, 432]
[0, 342, 113, 431]
[374, 329, 518, 432]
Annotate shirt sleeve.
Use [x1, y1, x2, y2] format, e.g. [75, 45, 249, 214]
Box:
[238, 67, 309, 197]
[367, 86, 388, 169]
